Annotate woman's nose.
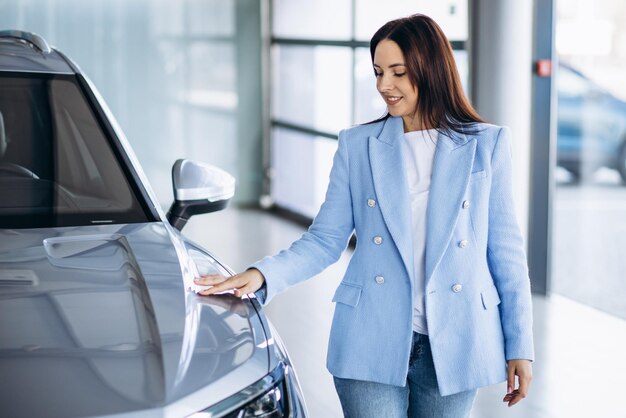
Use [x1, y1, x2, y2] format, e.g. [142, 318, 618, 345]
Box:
[378, 75, 393, 92]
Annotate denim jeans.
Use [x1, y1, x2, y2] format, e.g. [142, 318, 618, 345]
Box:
[333, 332, 477, 418]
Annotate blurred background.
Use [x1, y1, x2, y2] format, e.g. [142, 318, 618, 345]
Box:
[2, 0, 626, 417]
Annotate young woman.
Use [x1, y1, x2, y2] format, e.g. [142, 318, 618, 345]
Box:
[195, 14, 534, 418]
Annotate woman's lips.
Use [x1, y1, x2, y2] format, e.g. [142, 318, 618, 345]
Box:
[384, 96, 402, 105]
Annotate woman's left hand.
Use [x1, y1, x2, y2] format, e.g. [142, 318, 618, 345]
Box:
[503, 359, 532, 407]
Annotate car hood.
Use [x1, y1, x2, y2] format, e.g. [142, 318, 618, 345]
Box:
[0, 222, 268, 418]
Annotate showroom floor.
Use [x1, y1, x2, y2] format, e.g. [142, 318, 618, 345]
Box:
[183, 207, 626, 418]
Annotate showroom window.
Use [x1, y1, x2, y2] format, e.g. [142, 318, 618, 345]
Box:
[269, 0, 469, 218]
[0, 0, 263, 206]
[552, 0, 626, 319]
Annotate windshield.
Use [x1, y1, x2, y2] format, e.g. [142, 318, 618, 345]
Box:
[0, 72, 152, 228]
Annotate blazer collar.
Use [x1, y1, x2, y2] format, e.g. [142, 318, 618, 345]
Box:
[375, 116, 472, 149]
[375, 115, 404, 146]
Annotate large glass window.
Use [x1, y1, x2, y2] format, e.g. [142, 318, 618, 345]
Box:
[0, 0, 243, 207]
[354, 0, 468, 41]
[553, 0, 626, 319]
[270, 0, 469, 217]
[272, 0, 352, 40]
[272, 46, 352, 133]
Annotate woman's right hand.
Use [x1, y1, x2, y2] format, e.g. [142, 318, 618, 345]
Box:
[194, 268, 265, 298]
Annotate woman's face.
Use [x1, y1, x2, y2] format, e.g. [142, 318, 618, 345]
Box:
[373, 39, 419, 131]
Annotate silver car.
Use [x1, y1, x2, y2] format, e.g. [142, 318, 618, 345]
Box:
[0, 31, 307, 418]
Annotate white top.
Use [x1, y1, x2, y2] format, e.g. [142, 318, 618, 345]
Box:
[401, 129, 438, 334]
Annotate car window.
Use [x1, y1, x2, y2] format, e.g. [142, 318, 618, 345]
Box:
[0, 73, 153, 228]
[558, 66, 591, 97]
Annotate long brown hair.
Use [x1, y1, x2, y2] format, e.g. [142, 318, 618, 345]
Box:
[368, 14, 484, 136]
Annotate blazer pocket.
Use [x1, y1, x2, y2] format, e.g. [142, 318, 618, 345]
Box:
[332, 282, 362, 307]
[480, 284, 501, 310]
[470, 169, 487, 180]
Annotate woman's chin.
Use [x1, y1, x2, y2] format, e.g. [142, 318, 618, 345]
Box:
[387, 108, 401, 117]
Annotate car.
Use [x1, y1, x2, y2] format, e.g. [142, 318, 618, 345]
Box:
[0, 30, 307, 418]
[557, 62, 626, 183]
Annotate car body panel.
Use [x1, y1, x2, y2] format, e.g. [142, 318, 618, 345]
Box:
[0, 222, 268, 417]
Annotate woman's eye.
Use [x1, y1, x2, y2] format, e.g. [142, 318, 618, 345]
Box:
[394, 72, 406, 77]
[374, 72, 382, 77]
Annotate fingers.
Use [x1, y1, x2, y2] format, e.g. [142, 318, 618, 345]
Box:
[505, 390, 525, 407]
[518, 371, 531, 399]
[194, 273, 255, 297]
[503, 363, 518, 407]
[196, 275, 245, 296]
[194, 273, 227, 286]
[513, 366, 532, 406]
[502, 389, 520, 405]
[194, 270, 264, 298]
[507, 363, 516, 395]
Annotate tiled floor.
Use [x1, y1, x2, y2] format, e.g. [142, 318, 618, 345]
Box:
[184, 207, 626, 418]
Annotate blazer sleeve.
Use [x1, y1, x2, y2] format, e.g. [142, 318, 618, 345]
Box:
[251, 129, 355, 305]
[486, 127, 535, 362]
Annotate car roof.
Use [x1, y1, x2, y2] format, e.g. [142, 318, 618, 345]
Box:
[0, 30, 75, 74]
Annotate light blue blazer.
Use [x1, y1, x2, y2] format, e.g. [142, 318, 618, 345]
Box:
[251, 116, 534, 396]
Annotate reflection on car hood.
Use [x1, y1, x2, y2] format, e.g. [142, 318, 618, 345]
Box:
[0, 222, 268, 418]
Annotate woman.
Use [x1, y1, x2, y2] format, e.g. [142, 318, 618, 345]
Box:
[195, 14, 533, 418]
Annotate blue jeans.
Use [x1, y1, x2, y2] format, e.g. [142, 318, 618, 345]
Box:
[333, 332, 477, 418]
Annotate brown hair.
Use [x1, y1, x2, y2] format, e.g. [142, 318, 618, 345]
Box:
[369, 14, 485, 135]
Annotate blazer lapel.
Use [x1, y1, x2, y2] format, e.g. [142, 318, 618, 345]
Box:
[424, 130, 477, 284]
[369, 117, 414, 283]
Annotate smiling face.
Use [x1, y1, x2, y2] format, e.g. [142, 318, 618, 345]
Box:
[373, 39, 420, 132]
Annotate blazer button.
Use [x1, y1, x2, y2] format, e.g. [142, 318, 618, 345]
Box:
[375, 275, 385, 284]
[451, 284, 463, 293]
[367, 198, 376, 207]
[373, 236, 383, 245]
[458, 239, 468, 248]
[462, 200, 470, 209]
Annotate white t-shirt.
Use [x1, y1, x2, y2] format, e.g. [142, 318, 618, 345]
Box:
[401, 129, 438, 334]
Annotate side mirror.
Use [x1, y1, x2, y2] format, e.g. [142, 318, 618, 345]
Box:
[167, 159, 235, 231]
